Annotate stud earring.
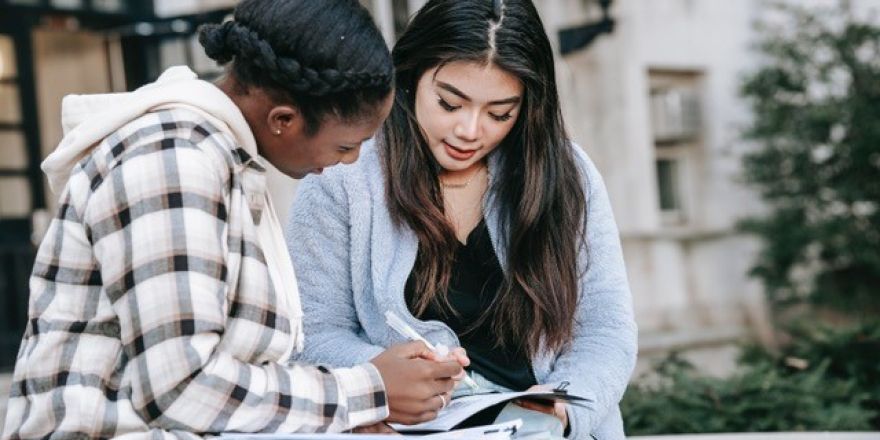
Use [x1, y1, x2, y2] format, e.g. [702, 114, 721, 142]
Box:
[273, 129, 281, 135]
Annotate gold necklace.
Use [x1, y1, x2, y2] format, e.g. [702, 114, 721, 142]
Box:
[440, 164, 486, 189]
[442, 171, 488, 241]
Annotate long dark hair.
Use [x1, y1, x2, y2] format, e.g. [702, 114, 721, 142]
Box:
[382, 0, 588, 356]
[199, 0, 393, 133]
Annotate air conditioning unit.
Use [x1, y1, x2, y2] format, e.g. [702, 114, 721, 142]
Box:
[650, 88, 701, 143]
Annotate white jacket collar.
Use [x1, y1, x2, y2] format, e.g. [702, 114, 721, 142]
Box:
[43, 66, 259, 194]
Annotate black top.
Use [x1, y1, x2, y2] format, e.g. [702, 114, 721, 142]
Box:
[404, 219, 537, 391]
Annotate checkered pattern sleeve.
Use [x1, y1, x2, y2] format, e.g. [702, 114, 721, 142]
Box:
[86, 138, 388, 433]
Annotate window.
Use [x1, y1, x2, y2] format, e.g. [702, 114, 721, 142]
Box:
[656, 158, 681, 212]
[650, 87, 701, 144]
[0, 83, 22, 124]
[0, 34, 31, 218]
[648, 70, 704, 225]
[0, 37, 17, 79]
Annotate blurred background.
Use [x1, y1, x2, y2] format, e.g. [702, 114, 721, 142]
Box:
[0, 0, 877, 436]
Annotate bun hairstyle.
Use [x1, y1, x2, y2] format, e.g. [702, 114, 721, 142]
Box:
[199, 0, 393, 134]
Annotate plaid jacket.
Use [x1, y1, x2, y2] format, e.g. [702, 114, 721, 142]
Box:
[2, 108, 388, 439]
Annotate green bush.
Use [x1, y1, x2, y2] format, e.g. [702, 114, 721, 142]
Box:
[738, 1, 880, 314]
[621, 321, 880, 435]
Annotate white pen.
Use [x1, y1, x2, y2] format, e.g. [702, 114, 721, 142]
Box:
[385, 310, 479, 390]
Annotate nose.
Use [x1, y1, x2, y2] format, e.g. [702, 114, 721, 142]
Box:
[453, 110, 481, 143]
[340, 146, 361, 165]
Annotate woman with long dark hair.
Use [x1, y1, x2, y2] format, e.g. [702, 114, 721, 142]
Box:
[287, 0, 637, 438]
[3, 1, 464, 438]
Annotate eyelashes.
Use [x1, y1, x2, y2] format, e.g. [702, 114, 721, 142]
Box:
[438, 98, 459, 112]
[437, 98, 513, 122]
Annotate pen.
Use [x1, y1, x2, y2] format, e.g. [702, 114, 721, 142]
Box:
[384, 310, 479, 391]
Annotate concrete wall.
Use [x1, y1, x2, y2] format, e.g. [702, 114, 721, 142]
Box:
[532, 0, 775, 363]
[32, 29, 123, 216]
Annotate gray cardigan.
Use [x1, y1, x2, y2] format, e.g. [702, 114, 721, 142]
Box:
[286, 140, 637, 440]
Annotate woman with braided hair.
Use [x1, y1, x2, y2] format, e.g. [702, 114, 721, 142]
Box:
[288, 0, 637, 439]
[2, 0, 466, 438]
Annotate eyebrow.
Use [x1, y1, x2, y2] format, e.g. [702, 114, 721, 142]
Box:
[436, 81, 521, 106]
[341, 137, 371, 147]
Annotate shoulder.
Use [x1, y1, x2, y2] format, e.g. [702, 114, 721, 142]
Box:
[568, 142, 600, 182]
[74, 108, 238, 208]
[106, 109, 235, 176]
[567, 141, 607, 200]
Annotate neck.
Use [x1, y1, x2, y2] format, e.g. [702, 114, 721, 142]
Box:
[441, 160, 485, 180]
[216, 76, 248, 114]
[216, 75, 267, 153]
[440, 160, 486, 188]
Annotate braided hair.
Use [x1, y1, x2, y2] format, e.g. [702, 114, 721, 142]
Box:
[199, 0, 393, 134]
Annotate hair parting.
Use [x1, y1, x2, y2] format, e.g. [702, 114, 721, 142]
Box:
[381, 0, 588, 357]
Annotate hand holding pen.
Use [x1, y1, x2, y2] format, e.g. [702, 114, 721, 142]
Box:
[369, 341, 462, 425]
[385, 311, 479, 391]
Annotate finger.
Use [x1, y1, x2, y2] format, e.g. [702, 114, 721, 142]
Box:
[451, 347, 470, 367]
[413, 393, 446, 413]
[415, 409, 440, 424]
[433, 376, 455, 395]
[394, 408, 436, 426]
[418, 350, 441, 362]
[354, 424, 380, 434]
[404, 395, 443, 414]
[378, 423, 399, 434]
[526, 384, 553, 393]
[426, 360, 464, 379]
[354, 422, 397, 434]
[555, 402, 569, 424]
[452, 369, 466, 381]
[394, 341, 434, 360]
[516, 400, 555, 414]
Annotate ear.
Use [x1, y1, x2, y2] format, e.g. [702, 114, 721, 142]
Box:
[267, 105, 303, 137]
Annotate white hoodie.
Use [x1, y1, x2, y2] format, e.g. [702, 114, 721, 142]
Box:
[41, 65, 304, 355]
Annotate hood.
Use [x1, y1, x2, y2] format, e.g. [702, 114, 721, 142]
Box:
[42, 66, 258, 194]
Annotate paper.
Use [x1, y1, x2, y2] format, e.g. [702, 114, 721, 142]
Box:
[418, 419, 521, 439]
[218, 419, 521, 439]
[390, 390, 591, 432]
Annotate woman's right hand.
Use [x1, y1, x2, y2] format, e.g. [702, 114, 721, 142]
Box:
[370, 341, 463, 425]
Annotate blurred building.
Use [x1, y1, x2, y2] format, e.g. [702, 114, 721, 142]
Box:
[5, 0, 875, 374]
[540, 0, 771, 373]
[0, 0, 234, 366]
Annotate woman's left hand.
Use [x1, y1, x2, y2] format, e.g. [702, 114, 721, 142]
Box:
[515, 385, 568, 429]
